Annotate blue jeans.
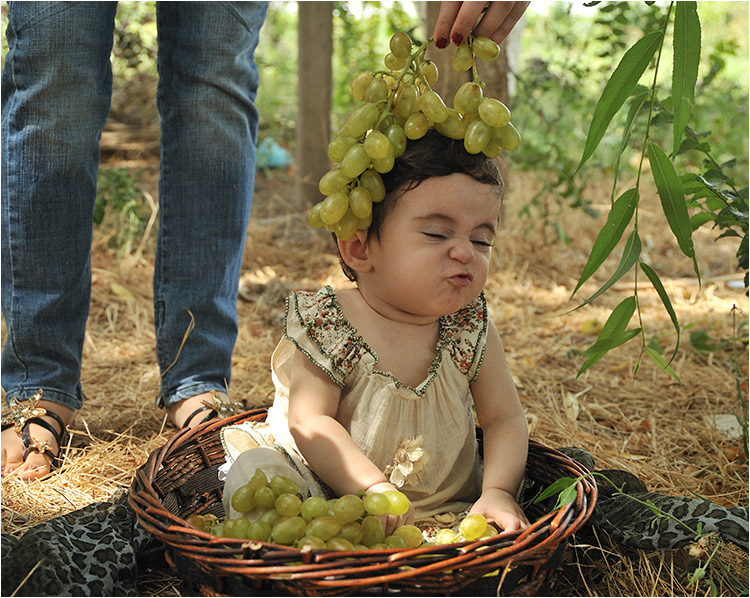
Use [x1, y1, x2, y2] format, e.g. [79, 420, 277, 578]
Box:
[1, 1, 268, 410]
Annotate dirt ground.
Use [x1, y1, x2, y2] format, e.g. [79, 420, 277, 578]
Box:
[1, 139, 748, 596]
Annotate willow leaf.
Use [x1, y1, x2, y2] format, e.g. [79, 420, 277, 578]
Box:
[672, 2, 701, 155]
[580, 230, 642, 308]
[640, 262, 680, 363]
[593, 296, 637, 346]
[577, 328, 642, 377]
[648, 142, 695, 259]
[577, 31, 662, 171]
[572, 189, 639, 298]
[645, 347, 682, 383]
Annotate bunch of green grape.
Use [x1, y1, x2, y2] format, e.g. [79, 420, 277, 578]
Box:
[188, 468, 425, 551]
[308, 32, 522, 241]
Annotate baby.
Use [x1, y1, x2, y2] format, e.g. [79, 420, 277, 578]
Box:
[224, 130, 528, 534]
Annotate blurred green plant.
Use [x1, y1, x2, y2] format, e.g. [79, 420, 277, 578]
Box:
[564, 1, 748, 381]
[95, 167, 153, 252]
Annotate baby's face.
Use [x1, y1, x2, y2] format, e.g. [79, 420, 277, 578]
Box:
[363, 173, 502, 321]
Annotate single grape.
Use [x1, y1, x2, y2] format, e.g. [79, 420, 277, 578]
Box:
[384, 124, 407, 158]
[318, 167, 350, 196]
[454, 81, 483, 114]
[418, 89, 449, 123]
[356, 212, 372, 231]
[419, 59, 439, 86]
[361, 515, 386, 547]
[453, 42, 473, 71]
[359, 169, 386, 203]
[459, 513, 488, 540]
[472, 36, 501, 61]
[363, 130, 391, 160]
[275, 493, 302, 517]
[351, 71, 374, 102]
[300, 496, 329, 522]
[333, 494, 365, 523]
[480, 523, 499, 539]
[389, 32, 412, 59]
[384, 535, 407, 549]
[348, 186, 373, 219]
[342, 102, 379, 138]
[493, 122, 521, 151]
[340, 143, 371, 178]
[481, 140, 502, 159]
[371, 150, 395, 174]
[305, 516, 341, 541]
[296, 535, 327, 550]
[392, 524, 423, 548]
[259, 509, 282, 527]
[247, 520, 272, 542]
[254, 486, 277, 511]
[404, 112, 429, 140]
[393, 84, 418, 119]
[338, 521, 364, 545]
[363, 492, 390, 516]
[271, 516, 307, 545]
[334, 210, 359, 241]
[326, 537, 356, 551]
[320, 191, 349, 226]
[186, 514, 206, 531]
[328, 135, 357, 163]
[478, 98, 511, 128]
[231, 484, 256, 513]
[269, 474, 299, 497]
[434, 528, 459, 544]
[364, 77, 390, 103]
[307, 202, 325, 229]
[248, 468, 268, 491]
[384, 52, 408, 71]
[377, 113, 396, 133]
[383, 490, 410, 516]
[464, 119, 491, 154]
[434, 109, 467, 140]
[228, 517, 250, 539]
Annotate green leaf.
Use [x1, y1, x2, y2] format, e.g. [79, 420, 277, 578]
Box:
[581, 229, 642, 307]
[534, 477, 578, 504]
[571, 189, 639, 298]
[640, 262, 680, 363]
[645, 346, 682, 383]
[672, 2, 701, 155]
[577, 328, 642, 377]
[690, 212, 714, 231]
[648, 142, 695, 260]
[597, 296, 637, 341]
[577, 31, 663, 171]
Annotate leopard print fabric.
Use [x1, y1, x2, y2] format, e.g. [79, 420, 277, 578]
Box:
[1, 490, 153, 597]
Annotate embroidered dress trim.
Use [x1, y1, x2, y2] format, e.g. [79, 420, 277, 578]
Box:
[283, 286, 488, 395]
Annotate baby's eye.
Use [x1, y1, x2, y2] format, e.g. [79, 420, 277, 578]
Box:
[471, 239, 494, 249]
[423, 232, 447, 240]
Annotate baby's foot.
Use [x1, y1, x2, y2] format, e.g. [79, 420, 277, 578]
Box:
[1, 399, 76, 480]
[166, 390, 241, 429]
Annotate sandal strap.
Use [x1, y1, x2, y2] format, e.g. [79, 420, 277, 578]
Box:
[181, 405, 218, 429]
[20, 411, 67, 461]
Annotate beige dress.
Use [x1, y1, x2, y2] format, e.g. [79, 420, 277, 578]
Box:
[224, 285, 489, 519]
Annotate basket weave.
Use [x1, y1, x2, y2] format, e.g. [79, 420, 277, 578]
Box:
[130, 409, 597, 596]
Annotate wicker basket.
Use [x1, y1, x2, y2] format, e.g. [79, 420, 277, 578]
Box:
[130, 409, 597, 596]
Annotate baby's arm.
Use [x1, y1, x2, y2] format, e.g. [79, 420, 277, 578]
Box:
[287, 350, 413, 533]
[469, 320, 529, 531]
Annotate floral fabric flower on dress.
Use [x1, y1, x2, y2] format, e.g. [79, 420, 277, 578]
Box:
[383, 436, 430, 488]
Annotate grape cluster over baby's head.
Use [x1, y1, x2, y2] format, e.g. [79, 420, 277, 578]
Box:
[308, 32, 522, 241]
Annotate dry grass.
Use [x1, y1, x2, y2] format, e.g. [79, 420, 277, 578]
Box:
[1, 162, 747, 596]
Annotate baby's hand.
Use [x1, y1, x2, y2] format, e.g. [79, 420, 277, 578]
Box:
[469, 487, 529, 532]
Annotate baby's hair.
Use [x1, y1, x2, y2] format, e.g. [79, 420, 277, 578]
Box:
[339, 130, 505, 281]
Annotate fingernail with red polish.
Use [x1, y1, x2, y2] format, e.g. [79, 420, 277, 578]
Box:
[451, 32, 464, 46]
[435, 36, 449, 49]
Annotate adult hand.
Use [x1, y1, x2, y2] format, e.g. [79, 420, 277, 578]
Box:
[433, 2, 530, 48]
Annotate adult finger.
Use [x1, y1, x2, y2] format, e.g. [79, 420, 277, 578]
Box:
[433, 2, 462, 48]
[478, 2, 529, 45]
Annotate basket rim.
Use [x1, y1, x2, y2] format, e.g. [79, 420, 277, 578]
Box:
[129, 409, 598, 594]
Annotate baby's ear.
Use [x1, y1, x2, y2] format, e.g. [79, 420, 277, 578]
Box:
[337, 230, 373, 274]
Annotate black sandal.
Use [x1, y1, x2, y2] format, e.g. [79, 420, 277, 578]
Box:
[1, 389, 68, 469]
[156, 390, 245, 429]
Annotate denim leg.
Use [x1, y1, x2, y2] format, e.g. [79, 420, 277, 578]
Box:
[154, 2, 267, 405]
[1, 2, 117, 410]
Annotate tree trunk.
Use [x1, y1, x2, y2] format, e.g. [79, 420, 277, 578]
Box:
[295, 2, 333, 209]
